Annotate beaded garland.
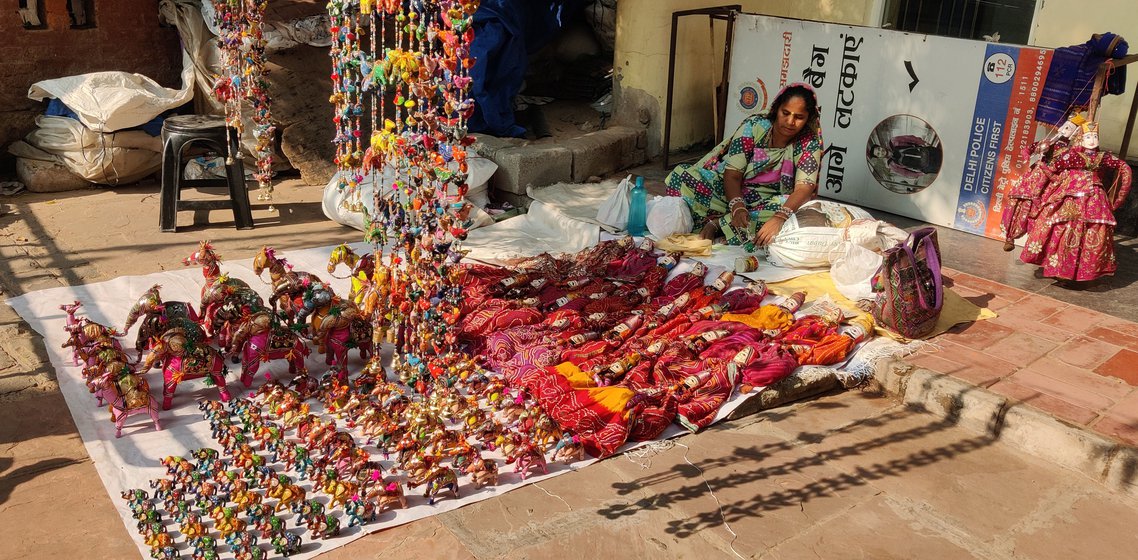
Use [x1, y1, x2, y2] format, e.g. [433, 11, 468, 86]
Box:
[327, 1, 479, 374]
[212, 0, 276, 205]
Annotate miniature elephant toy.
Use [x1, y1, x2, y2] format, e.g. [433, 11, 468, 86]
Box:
[226, 310, 309, 387]
[141, 328, 231, 410]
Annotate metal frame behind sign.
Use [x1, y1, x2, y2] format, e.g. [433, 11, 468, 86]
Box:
[662, 5, 741, 170]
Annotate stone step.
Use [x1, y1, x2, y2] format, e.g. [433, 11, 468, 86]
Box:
[472, 125, 648, 204]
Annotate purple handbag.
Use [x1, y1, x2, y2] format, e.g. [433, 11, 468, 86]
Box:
[871, 227, 943, 338]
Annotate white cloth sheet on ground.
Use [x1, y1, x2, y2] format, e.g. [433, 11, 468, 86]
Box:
[462, 200, 601, 264]
[463, 179, 822, 283]
[5, 242, 785, 560]
[527, 178, 628, 232]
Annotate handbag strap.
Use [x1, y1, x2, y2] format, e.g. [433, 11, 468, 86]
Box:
[899, 228, 943, 311]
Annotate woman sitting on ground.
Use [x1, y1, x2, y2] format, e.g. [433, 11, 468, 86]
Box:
[665, 83, 824, 247]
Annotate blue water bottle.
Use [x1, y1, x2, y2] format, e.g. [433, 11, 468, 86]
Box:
[627, 176, 647, 237]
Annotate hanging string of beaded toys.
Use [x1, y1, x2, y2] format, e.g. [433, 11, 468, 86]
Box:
[327, 0, 479, 386]
[211, 0, 277, 208]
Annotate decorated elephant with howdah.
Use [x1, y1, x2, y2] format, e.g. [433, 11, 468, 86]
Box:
[184, 241, 266, 347]
[141, 328, 231, 410]
[226, 310, 309, 386]
[124, 284, 205, 359]
[202, 279, 266, 349]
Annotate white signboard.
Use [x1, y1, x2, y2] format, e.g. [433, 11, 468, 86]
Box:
[725, 14, 1053, 239]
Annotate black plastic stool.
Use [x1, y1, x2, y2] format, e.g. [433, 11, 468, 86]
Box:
[160, 115, 254, 232]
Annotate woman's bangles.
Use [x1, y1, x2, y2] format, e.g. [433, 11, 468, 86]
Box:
[728, 198, 795, 221]
[728, 196, 747, 216]
[773, 204, 795, 221]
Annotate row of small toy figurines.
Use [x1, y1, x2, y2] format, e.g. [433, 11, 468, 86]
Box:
[121, 354, 584, 558]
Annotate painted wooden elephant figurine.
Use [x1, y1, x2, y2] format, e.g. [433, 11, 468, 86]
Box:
[226, 311, 309, 387]
[311, 299, 373, 379]
[407, 466, 459, 506]
[124, 284, 205, 359]
[141, 328, 231, 410]
[199, 276, 265, 348]
[269, 531, 302, 557]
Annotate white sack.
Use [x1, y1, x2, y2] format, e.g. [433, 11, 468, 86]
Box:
[766, 200, 907, 269]
[322, 155, 497, 232]
[9, 116, 162, 185]
[647, 196, 693, 238]
[27, 68, 194, 133]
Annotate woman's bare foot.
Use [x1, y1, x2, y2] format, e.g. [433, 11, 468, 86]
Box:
[699, 222, 719, 240]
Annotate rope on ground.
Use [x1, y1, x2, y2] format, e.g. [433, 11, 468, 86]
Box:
[623, 439, 677, 469]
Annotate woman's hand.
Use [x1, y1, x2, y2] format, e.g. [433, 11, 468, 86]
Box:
[755, 216, 786, 247]
[730, 206, 750, 230]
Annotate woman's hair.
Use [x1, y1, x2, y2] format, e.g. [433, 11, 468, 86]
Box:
[769, 85, 819, 128]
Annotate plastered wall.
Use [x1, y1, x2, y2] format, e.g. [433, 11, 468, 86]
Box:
[613, 0, 875, 156]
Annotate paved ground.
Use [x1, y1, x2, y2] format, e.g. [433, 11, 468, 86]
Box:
[3, 174, 1138, 558]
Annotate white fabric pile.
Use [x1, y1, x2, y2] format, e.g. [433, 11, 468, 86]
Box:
[8, 69, 195, 186]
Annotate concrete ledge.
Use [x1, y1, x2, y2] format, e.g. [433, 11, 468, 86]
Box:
[560, 126, 648, 182]
[875, 357, 1138, 499]
[901, 368, 1008, 437]
[1000, 401, 1117, 481]
[474, 126, 648, 198]
[492, 145, 574, 196]
[1106, 446, 1138, 496]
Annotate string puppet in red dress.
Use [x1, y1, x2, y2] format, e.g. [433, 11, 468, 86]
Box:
[1017, 121, 1132, 281]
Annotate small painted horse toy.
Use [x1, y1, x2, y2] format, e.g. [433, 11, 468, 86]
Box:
[326, 243, 375, 305]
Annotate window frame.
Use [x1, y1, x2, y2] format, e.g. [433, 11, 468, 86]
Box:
[874, 0, 1043, 46]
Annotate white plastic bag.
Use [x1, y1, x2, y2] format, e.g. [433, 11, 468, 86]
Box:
[595, 174, 632, 230]
[830, 241, 881, 301]
[646, 196, 693, 238]
[27, 69, 194, 133]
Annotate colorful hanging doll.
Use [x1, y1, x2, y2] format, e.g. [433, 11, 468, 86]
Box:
[1017, 121, 1132, 281]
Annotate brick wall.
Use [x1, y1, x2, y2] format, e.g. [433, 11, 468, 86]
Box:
[0, 0, 182, 168]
